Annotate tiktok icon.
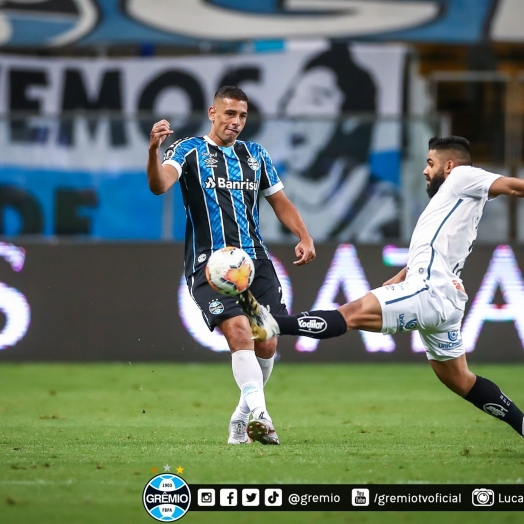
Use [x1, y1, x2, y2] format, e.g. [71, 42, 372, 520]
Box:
[265, 489, 282, 506]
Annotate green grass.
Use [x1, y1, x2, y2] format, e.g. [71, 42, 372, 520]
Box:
[0, 363, 523, 524]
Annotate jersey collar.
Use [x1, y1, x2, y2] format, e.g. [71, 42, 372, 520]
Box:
[203, 135, 235, 148]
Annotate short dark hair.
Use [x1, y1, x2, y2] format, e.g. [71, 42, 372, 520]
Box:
[428, 136, 472, 165]
[214, 86, 248, 103]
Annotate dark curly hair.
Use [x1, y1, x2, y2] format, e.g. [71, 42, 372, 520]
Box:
[429, 136, 472, 165]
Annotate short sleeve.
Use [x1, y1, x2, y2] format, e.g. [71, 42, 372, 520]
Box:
[258, 145, 283, 196]
[448, 166, 502, 199]
[162, 138, 193, 177]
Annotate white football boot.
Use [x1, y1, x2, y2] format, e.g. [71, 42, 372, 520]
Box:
[247, 412, 280, 445]
[228, 420, 249, 444]
[238, 291, 280, 342]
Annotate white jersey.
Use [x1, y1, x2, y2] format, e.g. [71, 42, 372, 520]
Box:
[406, 166, 501, 310]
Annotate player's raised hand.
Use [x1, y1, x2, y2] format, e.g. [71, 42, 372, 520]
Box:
[293, 236, 316, 266]
[149, 119, 173, 151]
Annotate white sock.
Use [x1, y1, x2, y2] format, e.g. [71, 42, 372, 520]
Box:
[257, 355, 274, 385]
[231, 350, 271, 422]
[231, 355, 275, 422]
[230, 394, 250, 423]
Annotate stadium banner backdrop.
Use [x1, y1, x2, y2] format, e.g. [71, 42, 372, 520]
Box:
[0, 0, 516, 47]
[0, 43, 405, 241]
[0, 242, 523, 363]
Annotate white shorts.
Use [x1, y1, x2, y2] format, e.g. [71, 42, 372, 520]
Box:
[370, 279, 465, 361]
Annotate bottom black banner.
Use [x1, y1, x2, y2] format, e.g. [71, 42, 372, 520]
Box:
[189, 484, 523, 511]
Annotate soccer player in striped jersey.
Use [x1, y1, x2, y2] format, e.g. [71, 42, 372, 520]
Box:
[241, 136, 524, 440]
[147, 86, 315, 445]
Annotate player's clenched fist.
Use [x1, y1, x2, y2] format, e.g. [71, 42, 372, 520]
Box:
[149, 119, 174, 150]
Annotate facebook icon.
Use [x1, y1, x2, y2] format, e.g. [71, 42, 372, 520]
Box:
[220, 489, 238, 506]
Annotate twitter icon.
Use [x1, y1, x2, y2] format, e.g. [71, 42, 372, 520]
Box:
[242, 489, 260, 506]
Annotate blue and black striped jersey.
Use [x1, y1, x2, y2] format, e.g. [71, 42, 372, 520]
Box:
[163, 135, 283, 277]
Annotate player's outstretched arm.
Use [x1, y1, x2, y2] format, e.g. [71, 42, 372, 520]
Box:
[147, 119, 179, 195]
[382, 267, 407, 286]
[265, 190, 315, 266]
[489, 176, 524, 198]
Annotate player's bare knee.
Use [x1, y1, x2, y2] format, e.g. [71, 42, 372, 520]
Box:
[254, 339, 277, 359]
[220, 316, 254, 351]
[432, 364, 475, 397]
[338, 301, 361, 330]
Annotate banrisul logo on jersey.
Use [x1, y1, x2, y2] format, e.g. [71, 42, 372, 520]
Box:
[143, 474, 191, 521]
[204, 175, 258, 191]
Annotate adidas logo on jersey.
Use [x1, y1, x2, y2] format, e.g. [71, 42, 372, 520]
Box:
[204, 176, 258, 191]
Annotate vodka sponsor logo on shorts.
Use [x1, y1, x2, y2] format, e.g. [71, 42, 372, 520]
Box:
[204, 175, 258, 191]
[298, 316, 327, 333]
[483, 403, 508, 418]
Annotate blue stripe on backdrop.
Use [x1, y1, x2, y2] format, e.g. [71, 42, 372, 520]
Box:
[0, 0, 500, 47]
[369, 151, 401, 186]
[0, 167, 162, 239]
[8, 17, 75, 46]
[211, 0, 280, 13]
[373, 0, 493, 43]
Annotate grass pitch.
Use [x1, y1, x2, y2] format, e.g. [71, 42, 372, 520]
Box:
[0, 362, 523, 524]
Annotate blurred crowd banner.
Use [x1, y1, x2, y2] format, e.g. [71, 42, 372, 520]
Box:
[0, 242, 523, 363]
[0, 0, 518, 47]
[0, 43, 405, 241]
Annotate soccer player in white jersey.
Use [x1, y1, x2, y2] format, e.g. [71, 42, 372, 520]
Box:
[240, 136, 524, 439]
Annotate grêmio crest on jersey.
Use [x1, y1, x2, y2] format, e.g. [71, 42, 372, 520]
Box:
[247, 157, 260, 171]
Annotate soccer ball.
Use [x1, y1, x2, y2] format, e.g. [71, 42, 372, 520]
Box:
[205, 247, 255, 296]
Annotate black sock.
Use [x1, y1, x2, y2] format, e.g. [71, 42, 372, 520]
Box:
[464, 375, 523, 437]
[274, 310, 347, 339]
